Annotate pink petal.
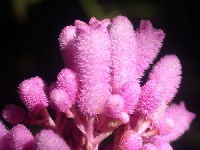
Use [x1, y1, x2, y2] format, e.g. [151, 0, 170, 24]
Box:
[74, 17, 111, 115]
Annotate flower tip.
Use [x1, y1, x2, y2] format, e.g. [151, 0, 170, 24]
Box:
[59, 25, 76, 49]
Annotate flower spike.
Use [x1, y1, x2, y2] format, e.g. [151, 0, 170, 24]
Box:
[18, 76, 48, 114]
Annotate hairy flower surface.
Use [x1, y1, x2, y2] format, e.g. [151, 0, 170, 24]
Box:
[0, 15, 195, 150]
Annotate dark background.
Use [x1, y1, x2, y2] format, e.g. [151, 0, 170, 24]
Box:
[0, 0, 199, 149]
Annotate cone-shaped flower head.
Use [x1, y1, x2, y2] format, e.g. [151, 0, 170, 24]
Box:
[149, 55, 182, 103]
[2, 104, 25, 125]
[120, 130, 143, 150]
[136, 20, 165, 79]
[35, 129, 70, 150]
[18, 76, 48, 114]
[56, 68, 78, 103]
[8, 124, 36, 150]
[109, 15, 137, 92]
[74, 17, 111, 115]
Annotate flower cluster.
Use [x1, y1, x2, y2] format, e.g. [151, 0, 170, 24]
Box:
[0, 16, 195, 150]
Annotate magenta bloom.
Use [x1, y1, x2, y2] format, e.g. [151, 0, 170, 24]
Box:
[18, 76, 48, 114]
[8, 124, 36, 150]
[0, 15, 195, 150]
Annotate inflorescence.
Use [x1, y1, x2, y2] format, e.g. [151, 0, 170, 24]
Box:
[0, 15, 195, 150]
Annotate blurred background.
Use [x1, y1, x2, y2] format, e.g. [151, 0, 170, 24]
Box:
[0, 0, 199, 149]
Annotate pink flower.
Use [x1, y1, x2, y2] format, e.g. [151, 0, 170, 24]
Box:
[0, 15, 196, 150]
[18, 76, 48, 114]
[8, 124, 36, 150]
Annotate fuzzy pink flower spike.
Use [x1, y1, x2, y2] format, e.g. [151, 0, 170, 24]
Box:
[18, 76, 48, 114]
[109, 16, 137, 92]
[136, 20, 165, 79]
[0, 15, 196, 150]
[109, 16, 141, 114]
[137, 55, 182, 122]
[74, 17, 111, 115]
[8, 124, 36, 150]
[149, 55, 182, 103]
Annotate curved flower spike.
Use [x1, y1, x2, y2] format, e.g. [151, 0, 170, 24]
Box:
[74, 17, 111, 115]
[18, 76, 48, 114]
[8, 124, 36, 150]
[35, 129, 70, 150]
[109, 15, 137, 92]
[137, 55, 182, 122]
[149, 55, 182, 103]
[2, 104, 25, 125]
[136, 20, 165, 79]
